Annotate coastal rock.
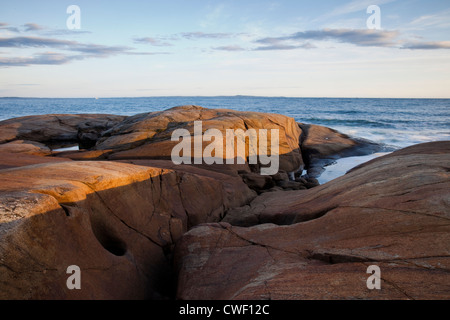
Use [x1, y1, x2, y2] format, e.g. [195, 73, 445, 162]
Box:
[0, 160, 255, 299]
[299, 123, 359, 158]
[1, 107, 444, 301]
[271, 171, 289, 182]
[239, 172, 275, 193]
[298, 123, 383, 178]
[275, 180, 306, 191]
[0, 140, 52, 156]
[96, 106, 304, 174]
[0, 114, 126, 145]
[0, 152, 72, 170]
[175, 141, 450, 300]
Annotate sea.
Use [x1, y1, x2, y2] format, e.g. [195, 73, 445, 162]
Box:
[1, 97, 449, 183]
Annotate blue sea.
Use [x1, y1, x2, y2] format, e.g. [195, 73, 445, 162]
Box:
[1, 97, 449, 149]
[1, 97, 448, 182]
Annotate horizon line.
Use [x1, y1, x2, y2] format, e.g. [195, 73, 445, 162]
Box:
[1, 95, 450, 100]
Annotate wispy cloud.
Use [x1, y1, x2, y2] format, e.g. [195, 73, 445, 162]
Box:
[253, 28, 450, 51]
[0, 36, 135, 56]
[200, 3, 226, 28]
[133, 31, 239, 49]
[253, 43, 316, 51]
[212, 45, 246, 51]
[23, 23, 45, 32]
[321, 0, 397, 19]
[181, 32, 235, 40]
[0, 35, 169, 67]
[0, 22, 20, 33]
[133, 37, 173, 47]
[0, 36, 76, 48]
[0, 22, 92, 36]
[407, 9, 450, 30]
[0, 52, 83, 67]
[402, 41, 450, 50]
[256, 29, 399, 49]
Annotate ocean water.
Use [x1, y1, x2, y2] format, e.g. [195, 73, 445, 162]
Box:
[1, 97, 449, 148]
[1, 97, 449, 182]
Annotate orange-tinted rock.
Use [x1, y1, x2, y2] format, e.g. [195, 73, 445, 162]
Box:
[54, 149, 113, 160]
[0, 161, 254, 299]
[98, 106, 304, 174]
[175, 142, 450, 300]
[0, 114, 126, 145]
[0, 140, 52, 156]
[0, 152, 72, 170]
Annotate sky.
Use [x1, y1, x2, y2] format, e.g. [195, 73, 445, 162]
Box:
[0, 0, 450, 98]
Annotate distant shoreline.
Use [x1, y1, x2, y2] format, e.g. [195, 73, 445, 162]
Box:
[1, 96, 450, 100]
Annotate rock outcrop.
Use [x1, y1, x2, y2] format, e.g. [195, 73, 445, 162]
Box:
[0, 161, 255, 299]
[0, 140, 72, 170]
[298, 123, 386, 178]
[0, 106, 380, 186]
[0, 114, 126, 147]
[96, 106, 305, 175]
[175, 141, 450, 300]
[1, 106, 447, 300]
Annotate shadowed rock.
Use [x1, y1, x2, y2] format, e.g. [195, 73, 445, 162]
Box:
[0, 114, 126, 146]
[298, 123, 388, 178]
[0, 161, 255, 299]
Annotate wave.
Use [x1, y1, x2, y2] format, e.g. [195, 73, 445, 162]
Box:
[299, 118, 397, 129]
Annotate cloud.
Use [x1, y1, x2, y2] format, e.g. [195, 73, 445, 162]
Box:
[0, 52, 82, 67]
[0, 35, 170, 67]
[253, 28, 450, 51]
[212, 45, 246, 51]
[23, 23, 45, 32]
[133, 31, 245, 49]
[0, 22, 20, 33]
[402, 41, 450, 50]
[256, 29, 400, 48]
[71, 43, 134, 56]
[0, 36, 76, 48]
[200, 3, 226, 28]
[0, 36, 149, 56]
[1, 22, 92, 36]
[322, 0, 397, 19]
[133, 37, 173, 47]
[253, 43, 316, 51]
[181, 32, 234, 40]
[407, 9, 450, 30]
[124, 51, 172, 56]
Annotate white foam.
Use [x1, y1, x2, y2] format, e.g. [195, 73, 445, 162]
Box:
[318, 152, 391, 184]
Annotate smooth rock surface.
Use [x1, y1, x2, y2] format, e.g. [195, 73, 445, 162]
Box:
[0, 114, 126, 145]
[97, 106, 304, 174]
[0, 161, 254, 299]
[175, 142, 450, 300]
